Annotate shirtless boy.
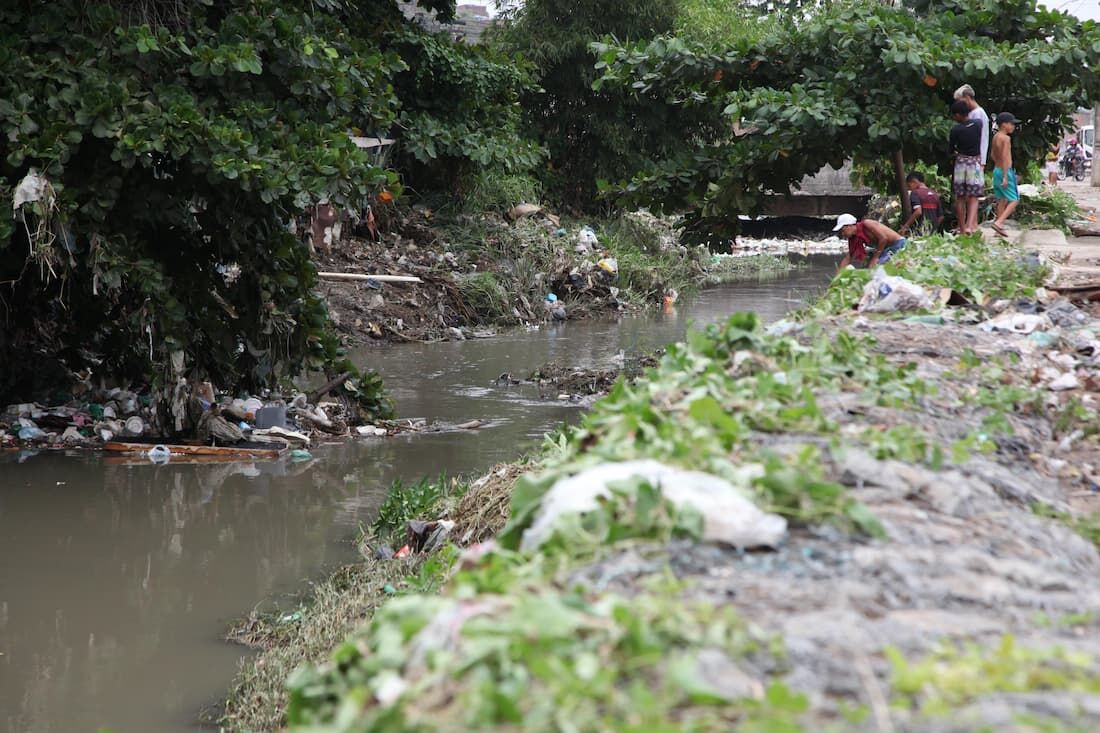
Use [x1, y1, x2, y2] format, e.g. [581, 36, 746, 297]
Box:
[833, 214, 907, 270]
[990, 112, 1019, 236]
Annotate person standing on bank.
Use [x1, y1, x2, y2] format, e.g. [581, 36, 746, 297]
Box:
[833, 213, 907, 270]
[953, 84, 990, 231]
[990, 112, 1020, 236]
[899, 171, 944, 236]
[950, 99, 984, 235]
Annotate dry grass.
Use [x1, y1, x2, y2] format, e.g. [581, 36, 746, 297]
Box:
[452, 462, 523, 545]
[221, 557, 424, 732]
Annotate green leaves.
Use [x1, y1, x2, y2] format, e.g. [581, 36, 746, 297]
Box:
[0, 1, 406, 405]
[592, 0, 1100, 226]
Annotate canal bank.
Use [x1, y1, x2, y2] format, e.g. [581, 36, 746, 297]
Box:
[0, 259, 836, 733]
[231, 231, 1100, 733]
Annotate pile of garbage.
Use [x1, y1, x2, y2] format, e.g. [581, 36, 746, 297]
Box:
[2, 388, 155, 448]
[0, 382, 376, 450]
[731, 235, 847, 256]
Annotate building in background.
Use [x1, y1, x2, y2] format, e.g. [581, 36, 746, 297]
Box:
[399, 1, 493, 43]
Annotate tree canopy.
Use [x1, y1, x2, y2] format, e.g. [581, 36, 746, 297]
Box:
[593, 0, 1100, 227]
[488, 0, 727, 210]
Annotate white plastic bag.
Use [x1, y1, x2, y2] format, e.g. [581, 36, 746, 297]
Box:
[575, 225, 598, 253]
[857, 268, 934, 313]
[519, 460, 787, 551]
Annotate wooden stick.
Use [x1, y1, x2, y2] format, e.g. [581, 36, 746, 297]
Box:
[317, 272, 422, 283]
[310, 371, 352, 404]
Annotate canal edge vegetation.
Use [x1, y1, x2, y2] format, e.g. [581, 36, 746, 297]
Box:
[221, 230, 1100, 733]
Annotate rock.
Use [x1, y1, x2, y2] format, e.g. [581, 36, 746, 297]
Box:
[1049, 372, 1079, 391]
[672, 648, 764, 702]
[506, 203, 543, 221]
[367, 292, 385, 310]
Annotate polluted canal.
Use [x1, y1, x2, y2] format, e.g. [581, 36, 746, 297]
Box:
[0, 256, 833, 733]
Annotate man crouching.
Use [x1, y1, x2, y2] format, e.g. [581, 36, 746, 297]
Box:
[833, 213, 907, 270]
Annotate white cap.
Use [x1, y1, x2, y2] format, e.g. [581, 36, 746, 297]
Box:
[833, 213, 858, 231]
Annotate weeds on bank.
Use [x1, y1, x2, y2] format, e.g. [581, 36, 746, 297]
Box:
[809, 234, 1047, 317]
[888, 635, 1100, 714]
[371, 475, 461, 545]
[1031, 503, 1100, 552]
[286, 579, 811, 733]
[529, 312, 926, 535]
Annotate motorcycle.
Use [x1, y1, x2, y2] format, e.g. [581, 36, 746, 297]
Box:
[1061, 151, 1087, 181]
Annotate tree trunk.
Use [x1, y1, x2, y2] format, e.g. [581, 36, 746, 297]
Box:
[894, 149, 911, 221]
[1093, 105, 1100, 188]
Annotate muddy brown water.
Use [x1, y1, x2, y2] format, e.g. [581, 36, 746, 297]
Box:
[0, 256, 834, 733]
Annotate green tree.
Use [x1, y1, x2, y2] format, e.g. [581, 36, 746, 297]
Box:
[594, 0, 1100, 230]
[489, 0, 715, 210]
[0, 0, 536, 416]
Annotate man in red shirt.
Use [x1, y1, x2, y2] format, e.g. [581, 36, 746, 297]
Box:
[833, 213, 907, 270]
[899, 171, 944, 236]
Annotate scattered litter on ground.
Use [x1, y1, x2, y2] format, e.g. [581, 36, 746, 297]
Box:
[858, 269, 935, 313]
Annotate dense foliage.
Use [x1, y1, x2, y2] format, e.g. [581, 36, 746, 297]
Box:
[488, 0, 733, 211]
[0, 0, 535, 412]
[594, 0, 1100, 228]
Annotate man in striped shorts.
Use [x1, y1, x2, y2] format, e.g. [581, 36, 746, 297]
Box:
[950, 99, 984, 235]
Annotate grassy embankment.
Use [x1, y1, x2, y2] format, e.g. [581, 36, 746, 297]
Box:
[223, 232, 1100, 733]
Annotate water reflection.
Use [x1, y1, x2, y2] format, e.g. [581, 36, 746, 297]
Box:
[0, 257, 834, 733]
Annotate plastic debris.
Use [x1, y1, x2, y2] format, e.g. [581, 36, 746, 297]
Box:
[17, 425, 46, 441]
[576, 226, 598, 250]
[597, 257, 618, 276]
[255, 405, 288, 429]
[857, 269, 935, 313]
[289, 449, 313, 462]
[520, 460, 786, 552]
[61, 427, 85, 443]
[1028, 331, 1060, 348]
[980, 312, 1052, 335]
[406, 520, 456, 554]
[147, 445, 171, 464]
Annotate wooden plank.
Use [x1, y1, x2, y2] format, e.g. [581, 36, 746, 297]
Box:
[317, 272, 422, 283]
[103, 441, 287, 459]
